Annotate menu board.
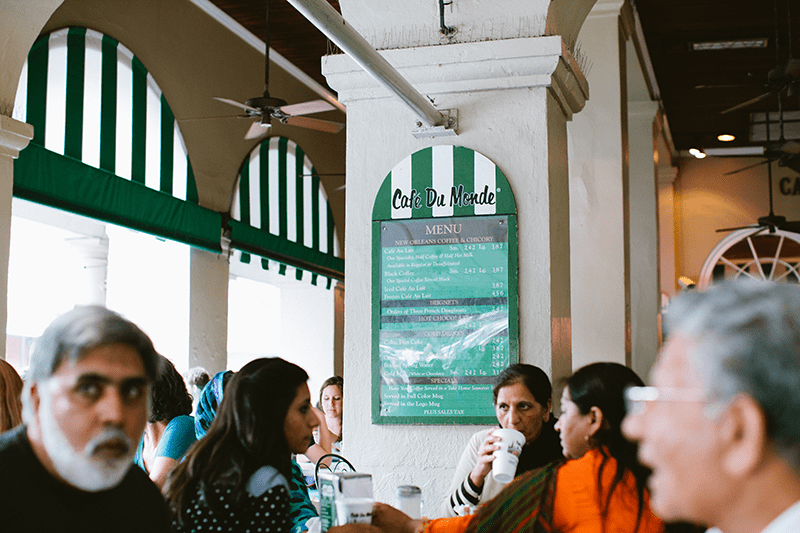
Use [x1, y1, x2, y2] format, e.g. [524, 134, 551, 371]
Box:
[374, 215, 517, 423]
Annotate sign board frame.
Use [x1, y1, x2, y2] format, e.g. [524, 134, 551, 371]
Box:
[371, 146, 520, 424]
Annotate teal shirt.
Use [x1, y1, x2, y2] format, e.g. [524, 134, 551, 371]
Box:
[135, 415, 197, 470]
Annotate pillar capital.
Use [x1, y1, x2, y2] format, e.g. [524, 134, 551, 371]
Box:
[0, 116, 33, 159]
[658, 165, 678, 184]
[586, 0, 626, 19]
[628, 100, 659, 120]
[324, 36, 589, 119]
[338, 0, 597, 52]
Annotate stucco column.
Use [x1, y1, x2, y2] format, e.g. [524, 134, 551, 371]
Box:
[658, 165, 679, 298]
[0, 116, 33, 356]
[189, 246, 229, 376]
[324, 34, 587, 504]
[568, 0, 629, 368]
[67, 234, 110, 306]
[627, 100, 659, 381]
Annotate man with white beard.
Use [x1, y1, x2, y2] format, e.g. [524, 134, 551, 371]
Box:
[0, 306, 170, 532]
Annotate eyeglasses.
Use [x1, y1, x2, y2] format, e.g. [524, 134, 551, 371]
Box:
[624, 386, 708, 415]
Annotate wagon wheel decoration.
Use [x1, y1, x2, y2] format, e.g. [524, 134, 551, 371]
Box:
[698, 227, 800, 289]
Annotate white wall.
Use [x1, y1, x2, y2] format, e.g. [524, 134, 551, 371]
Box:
[674, 156, 799, 281]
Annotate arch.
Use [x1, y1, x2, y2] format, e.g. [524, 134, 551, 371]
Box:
[228, 136, 343, 287]
[12, 27, 220, 251]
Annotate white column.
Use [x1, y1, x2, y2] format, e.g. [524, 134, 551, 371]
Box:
[568, 0, 629, 369]
[0, 116, 33, 357]
[324, 35, 588, 504]
[189, 246, 229, 375]
[658, 165, 679, 298]
[67, 234, 109, 306]
[628, 100, 659, 381]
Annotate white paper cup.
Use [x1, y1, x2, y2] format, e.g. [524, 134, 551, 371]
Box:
[335, 497, 374, 525]
[492, 428, 525, 483]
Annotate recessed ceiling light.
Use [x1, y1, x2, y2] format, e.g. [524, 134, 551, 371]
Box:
[717, 134, 736, 142]
[689, 148, 707, 159]
[692, 39, 768, 51]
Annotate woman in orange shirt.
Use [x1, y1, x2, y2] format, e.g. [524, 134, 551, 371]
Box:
[370, 362, 664, 533]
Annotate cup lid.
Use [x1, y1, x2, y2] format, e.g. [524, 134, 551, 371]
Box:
[395, 485, 421, 496]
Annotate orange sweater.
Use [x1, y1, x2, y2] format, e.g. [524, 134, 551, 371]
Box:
[426, 449, 663, 533]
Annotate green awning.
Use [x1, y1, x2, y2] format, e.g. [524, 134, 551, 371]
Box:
[15, 143, 222, 253]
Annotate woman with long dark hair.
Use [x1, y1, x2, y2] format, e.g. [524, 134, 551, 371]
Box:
[165, 358, 319, 533]
[371, 362, 664, 533]
[135, 355, 196, 490]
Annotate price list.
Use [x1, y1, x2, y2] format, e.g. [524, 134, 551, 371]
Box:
[377, 216, 513, 420]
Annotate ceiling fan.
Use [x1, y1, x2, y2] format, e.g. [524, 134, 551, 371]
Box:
[706, 0, 800, 175]
[214, 0, 344, 139]
[716, 110, 800, 234]
[719, 0, 800, 115]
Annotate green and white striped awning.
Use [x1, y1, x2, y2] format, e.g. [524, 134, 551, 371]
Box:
[372, 145, 516, 221]
[12, 27, 220, 252]
[229, 137, 343, 287]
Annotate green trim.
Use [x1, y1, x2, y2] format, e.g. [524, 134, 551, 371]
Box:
[238, 160, 250, 225]
[452, 146, 474, 218]
[327, 206, 335, 256]
[371, 221, 382, 424]
[311, 166, 320, 251]
[411, 148, 433, 219]
[14, 143, 222, 253]
[99, 34, 117, 173]
[27, 36, 48, 147]
[228, 219, 343, 281]
[130, 55, 147, 185]
[507, 215, 520, 365]
[372, 146, 517, 220]
[259, 143, 270, 229]
[278, 137, 288, 239]
[64, 28, 86, 160]
[295, 144, 305, 247]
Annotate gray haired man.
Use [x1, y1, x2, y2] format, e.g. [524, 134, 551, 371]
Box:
[623, 281, 800, 533]
[0, 306, 170, 532]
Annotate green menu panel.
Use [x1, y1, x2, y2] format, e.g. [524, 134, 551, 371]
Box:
[373, 215, 518, 424]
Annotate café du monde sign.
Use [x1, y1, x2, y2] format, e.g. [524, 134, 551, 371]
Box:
[372, 145, 520, 425]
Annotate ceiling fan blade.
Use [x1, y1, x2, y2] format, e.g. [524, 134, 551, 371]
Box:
[716, 224, 761, 233]
[704, 146, 766, 157]
[695, 83, 757, 89]
[720, 90, 776, 115]
[779, 220, 800, 233]
[724, 160, 770, 175]
[279, 99, 336, 116]
[213, 97, 260, 114]
[781, 155, 800, 173]
[244, 120, 270, 140]
[781, 141, 800, 155]
[284, 116, 345, 134]
[177, 114, 251, 122]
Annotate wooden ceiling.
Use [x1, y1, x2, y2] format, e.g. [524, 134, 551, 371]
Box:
[636, 0, 800, 152]
[211, 0, 800, 152]
[209, 0, 340, 91]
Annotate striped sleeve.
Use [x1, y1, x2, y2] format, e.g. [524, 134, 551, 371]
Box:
[447, 473, 483, 516]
